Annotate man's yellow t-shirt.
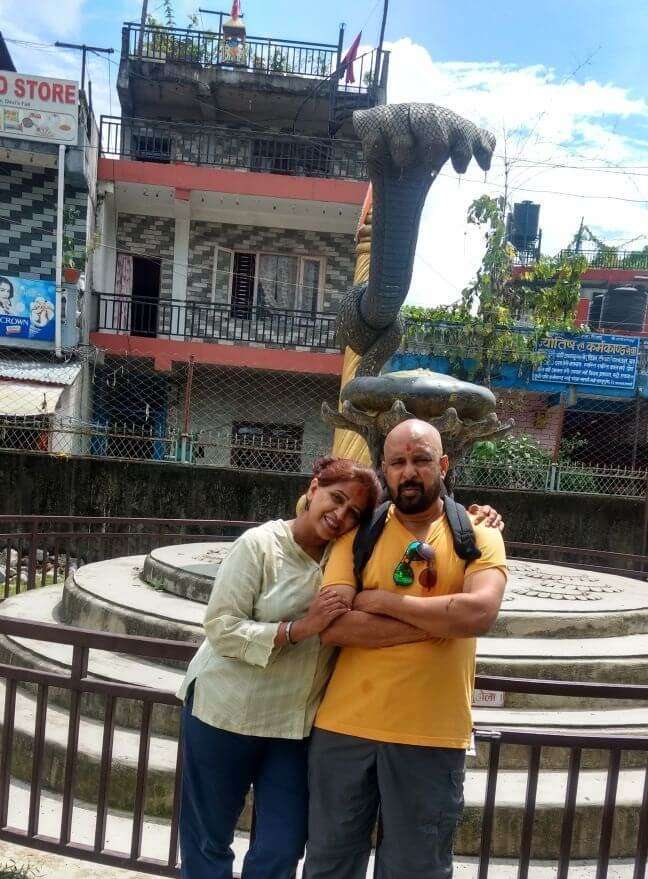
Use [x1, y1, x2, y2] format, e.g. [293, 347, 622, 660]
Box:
[315, 506, 507, 748]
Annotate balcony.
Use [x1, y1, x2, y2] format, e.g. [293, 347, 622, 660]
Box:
[122, 22, 386, 96]
[559, 249, 648, 271]
[96, 294, 339, 351]
[99, 115, 367, 181]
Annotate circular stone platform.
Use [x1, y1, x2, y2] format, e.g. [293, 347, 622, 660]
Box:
[3, 544, 648, 858]
[143, 542, 234, 603]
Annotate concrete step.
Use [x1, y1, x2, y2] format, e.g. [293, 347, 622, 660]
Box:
[58, 559, 648, 704]
[2, 677, 646, 858]
[59, 558, 203, 660]
[492, 561, 648, 639]
[6, 585, 648, 723]
[3, 792, 642, 879]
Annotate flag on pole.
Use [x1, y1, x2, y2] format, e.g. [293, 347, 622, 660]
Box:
[341, 31, 362, 84]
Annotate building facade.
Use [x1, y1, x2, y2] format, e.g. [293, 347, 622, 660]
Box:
[88, 10, 388, 473]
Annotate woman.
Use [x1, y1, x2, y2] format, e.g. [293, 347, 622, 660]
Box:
[177, 456, 382, 879]
[0, 277, 15, 315]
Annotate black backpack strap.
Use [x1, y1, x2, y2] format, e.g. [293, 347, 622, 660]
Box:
[443, 496, 482, 563]
[352, 501, 391, 590]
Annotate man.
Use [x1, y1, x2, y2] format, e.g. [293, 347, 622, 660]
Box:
[303, 418, 507, 879]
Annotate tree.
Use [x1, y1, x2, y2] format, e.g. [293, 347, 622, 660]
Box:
[402, 195, 587, 386]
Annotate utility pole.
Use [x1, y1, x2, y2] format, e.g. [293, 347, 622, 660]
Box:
[138, 0, 149, 58]
[574, 216, 585, 253]
[54, 42, 114, 94]
[375, 0, 389, 87]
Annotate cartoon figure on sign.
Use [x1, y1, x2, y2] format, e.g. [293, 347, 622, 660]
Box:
[28, 296, 55, 339]
[0, 278, 16, 315]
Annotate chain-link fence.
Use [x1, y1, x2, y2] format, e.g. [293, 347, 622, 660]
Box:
[1, 345, 648, 496]
[0, 347, 339, 476]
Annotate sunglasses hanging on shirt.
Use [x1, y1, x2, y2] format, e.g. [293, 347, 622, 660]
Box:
[393, 540, 438, 590]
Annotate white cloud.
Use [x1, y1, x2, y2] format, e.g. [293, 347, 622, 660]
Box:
[383, 38, 648, 306]
[0, 0, 86, 40]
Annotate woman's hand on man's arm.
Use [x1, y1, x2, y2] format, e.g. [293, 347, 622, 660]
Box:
[319, 585, 431, 648]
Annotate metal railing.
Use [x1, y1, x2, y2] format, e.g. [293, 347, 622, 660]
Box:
[96, 293, 339, 350]
[560, 248, 648, 270]
[99, 115, 367, 180]
[0, 613, 647, 876]
[122, 22, 386, 95]
[455, 461, 648, 498]
[1, 516, 647, 602]
[0, 515, 252, 599]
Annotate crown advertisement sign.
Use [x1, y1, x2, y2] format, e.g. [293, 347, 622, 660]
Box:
[0, 72, 78, 146]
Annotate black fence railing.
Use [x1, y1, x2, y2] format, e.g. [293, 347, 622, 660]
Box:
[100, 115, 366, 180]
[0, 612, 647, 876]
[122, 22, 387, 96]
[96, 293, 339, 350]
[560, 248, 648, 270]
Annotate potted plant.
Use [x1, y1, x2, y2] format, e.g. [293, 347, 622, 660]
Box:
[62, 208, 100, 284]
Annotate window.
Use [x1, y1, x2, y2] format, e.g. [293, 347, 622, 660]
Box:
[251, 138, 332, 177]
[213, 247, 324, 315]
[231, 422, 304, 472]
[133, 130, 172, 163]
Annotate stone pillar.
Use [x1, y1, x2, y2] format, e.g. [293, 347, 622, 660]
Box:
[171, 189, 191, 340]
[94, 183, 117, 334]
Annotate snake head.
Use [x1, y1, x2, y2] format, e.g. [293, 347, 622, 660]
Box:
[353, 103, 495, 175]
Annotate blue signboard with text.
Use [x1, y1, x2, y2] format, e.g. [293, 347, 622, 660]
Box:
[532, 333, 639, 390]
[0, 276, 56, 343]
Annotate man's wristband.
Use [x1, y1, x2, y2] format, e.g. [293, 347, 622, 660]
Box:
[285, 620, 296, 645]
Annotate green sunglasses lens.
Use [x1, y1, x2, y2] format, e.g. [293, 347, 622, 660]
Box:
[393, 561, 415, 587]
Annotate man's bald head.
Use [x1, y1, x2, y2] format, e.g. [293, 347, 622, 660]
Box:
[383, 419, 444, 460]
[382, 419, 449, 515]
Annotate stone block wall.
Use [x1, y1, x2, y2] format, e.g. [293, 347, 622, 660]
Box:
[187, 221, 355, 311]
[115, 214, 175, 297]
[0, 162, 87, 280]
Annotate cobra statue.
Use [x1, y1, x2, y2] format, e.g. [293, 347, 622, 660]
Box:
[321, 102, 513, 474]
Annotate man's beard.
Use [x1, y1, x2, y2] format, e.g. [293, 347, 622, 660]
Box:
[392, 477, 442, 514]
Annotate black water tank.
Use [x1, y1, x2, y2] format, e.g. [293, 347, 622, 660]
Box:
[510, 201, 541, 251]
[600, 286, 647, 333]
[588, 294, 604, 329]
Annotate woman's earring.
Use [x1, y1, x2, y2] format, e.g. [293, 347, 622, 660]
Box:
[304, 498, 311, 511]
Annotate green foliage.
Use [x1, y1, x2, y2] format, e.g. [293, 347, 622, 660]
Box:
[463, 433, 598, 493]
[62, 206, 82, 270]
[270, 50, 288, 72]
[403, 196, 586, 386]
[0, 862, 41, 878]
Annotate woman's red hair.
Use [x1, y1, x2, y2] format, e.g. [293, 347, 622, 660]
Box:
[311, 456, 381, 515]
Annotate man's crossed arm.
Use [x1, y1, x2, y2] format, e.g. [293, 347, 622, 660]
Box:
[320, 568, 506, 648]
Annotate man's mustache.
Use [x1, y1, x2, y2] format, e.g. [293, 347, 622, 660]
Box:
[398, 482, 424, 493]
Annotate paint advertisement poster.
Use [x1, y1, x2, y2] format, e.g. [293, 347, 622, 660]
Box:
[0, 72, 78, 145]
[0, 276, 56, 343]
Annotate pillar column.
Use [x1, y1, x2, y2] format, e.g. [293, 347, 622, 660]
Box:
[171, 189, 191, 340]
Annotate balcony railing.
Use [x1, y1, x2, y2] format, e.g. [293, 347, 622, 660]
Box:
[100, 115, 366, 180]
[122, 22, 387, 96]
[96, 294, 339, 350]
[559, 248, 648, 270]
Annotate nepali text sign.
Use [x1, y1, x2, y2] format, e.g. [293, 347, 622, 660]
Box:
[532, 333, 640, 390]
[0, 277, 56, 343]
[0, 73, 78, 145]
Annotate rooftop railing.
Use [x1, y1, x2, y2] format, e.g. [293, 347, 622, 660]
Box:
[99, 115, 366, 180]
[122, 22, 388, 96]
[559, 248, 648, 271]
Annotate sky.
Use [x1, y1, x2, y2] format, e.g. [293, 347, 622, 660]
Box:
[1, 0, 647, 307]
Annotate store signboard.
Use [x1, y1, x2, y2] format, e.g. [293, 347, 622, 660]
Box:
[0, 72, 78, 145]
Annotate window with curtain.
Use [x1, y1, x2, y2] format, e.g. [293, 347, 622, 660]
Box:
[257, 254, 299, 310]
